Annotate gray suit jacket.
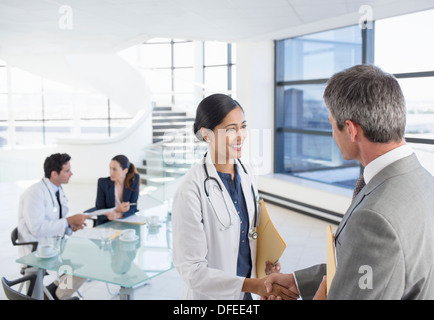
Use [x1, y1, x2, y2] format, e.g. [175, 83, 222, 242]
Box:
[294, 154, 434, 299]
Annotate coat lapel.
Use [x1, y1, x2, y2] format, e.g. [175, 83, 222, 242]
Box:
[237, 160, 256, 229]
[203, 153, 238, 218]
[335, 154, 420, 241]
[334, 190, 366, 240]
[107, 179, 115, 206]
[123, 186, 130, 202]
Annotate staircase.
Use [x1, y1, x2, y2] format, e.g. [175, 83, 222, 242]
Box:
[151, 106, 195, 143]
[137, 106, 207, 188]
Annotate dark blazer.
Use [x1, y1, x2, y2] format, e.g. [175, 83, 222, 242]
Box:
[95, 174, 140, 225]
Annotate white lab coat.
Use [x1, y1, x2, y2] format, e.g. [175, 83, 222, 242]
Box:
[17, 178, 71, 256]
[172, 153, 258, 300]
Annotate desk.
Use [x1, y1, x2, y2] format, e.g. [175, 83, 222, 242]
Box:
[16, 217, 173, 300]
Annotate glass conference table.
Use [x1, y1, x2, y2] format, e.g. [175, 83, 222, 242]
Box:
[16, 215, 173, 300]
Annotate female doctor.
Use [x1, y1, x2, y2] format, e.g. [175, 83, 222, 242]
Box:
[172, 94, 288, 300]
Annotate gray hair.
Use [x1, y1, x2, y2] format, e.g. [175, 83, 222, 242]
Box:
[323, 64, 406, 143]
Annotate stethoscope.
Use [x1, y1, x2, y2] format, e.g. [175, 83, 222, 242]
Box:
[203, 156, 261, 240]
[42, 178, 61, 213]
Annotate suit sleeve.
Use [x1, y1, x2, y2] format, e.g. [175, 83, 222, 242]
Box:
[328, 208, 404, 299]
[95, 178, 107, 209]
[293, 264, 326, 300]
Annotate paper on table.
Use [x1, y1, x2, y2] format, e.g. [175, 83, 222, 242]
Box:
[255, 199, 287, 279]
[115, 214, 147, 225]
[326, 225, 337, 293]
[72, 228, 122, 240]
[89, 207, 116, 216]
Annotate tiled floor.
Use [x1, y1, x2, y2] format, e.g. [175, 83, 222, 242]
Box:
[0, 180, 331, 300]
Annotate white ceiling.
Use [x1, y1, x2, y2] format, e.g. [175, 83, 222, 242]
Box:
[1, 0, 434, 112]
[1, 0, 434, 56]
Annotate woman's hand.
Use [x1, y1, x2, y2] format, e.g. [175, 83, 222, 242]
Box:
[115, 202, 130, 213]
[105, 210, 123, 220]
[265, 260, 281, 275]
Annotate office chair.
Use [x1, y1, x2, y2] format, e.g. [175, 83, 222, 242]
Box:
[11, 227, 38, 253]
[10, 227, 78, 299]
[11, 227, 39, 276]
[2, 274, 38, 300]
[2, 275, 81, 300]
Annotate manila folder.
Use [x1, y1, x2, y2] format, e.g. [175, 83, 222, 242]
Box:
[256, 199, 286, 279]
[326, 225, 336, 293]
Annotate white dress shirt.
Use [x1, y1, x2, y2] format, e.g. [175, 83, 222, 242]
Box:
[363, 144, 414, 184]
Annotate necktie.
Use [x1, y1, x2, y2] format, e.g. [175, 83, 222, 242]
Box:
[352, 174, 366, 200]
[55, 190, 62, 219]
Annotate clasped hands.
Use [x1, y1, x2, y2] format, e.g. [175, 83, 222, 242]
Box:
[259, 273, 327, 300]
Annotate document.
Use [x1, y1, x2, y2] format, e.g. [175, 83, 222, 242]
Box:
[89, 207, 116, 216]
[115, 214, 147, 225]
[255, 199, 287, 279]
[326, 225, 336, 293]
[72, 228, 122, 240]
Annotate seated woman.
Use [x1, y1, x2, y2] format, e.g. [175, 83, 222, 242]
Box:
[94, 155, 140, 226]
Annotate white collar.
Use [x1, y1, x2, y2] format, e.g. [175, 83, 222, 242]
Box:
[364, 144, 414, 184]
[43, 177, 60, 194]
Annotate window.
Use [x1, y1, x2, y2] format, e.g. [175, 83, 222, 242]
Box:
[275, 9, 434, 189]
[1, 39, 235, 149]
[275, 25, 365, 188]
[0, 66, 133, 148]
[204, 41, 236, 96]
[375, 9, 434, 175]
[0, 61, 8, 147]
[119, 38, 236, 108]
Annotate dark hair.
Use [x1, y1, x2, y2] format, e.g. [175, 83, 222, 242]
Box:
[193, 93, 244, 141]
[112, 154, 138, 191]
[44, 153, 71, 178]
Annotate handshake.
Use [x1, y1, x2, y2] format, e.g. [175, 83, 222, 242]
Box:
[251, 273, 327, 300]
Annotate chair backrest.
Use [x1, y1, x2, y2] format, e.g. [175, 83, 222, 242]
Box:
[11, 227, 19, 245]
[1, 274, 38, 300]
[10, 227, 38, 252]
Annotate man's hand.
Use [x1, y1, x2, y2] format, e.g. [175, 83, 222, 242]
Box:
[263, 273, 300, 300]
[67, 214, 91, 231]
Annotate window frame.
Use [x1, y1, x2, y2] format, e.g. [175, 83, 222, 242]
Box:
[275, 18, 434, 189]
[274, 23, 373, 183]
[0, 67, 133, 148]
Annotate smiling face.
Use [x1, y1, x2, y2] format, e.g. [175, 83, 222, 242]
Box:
[206, 106, 247, 164]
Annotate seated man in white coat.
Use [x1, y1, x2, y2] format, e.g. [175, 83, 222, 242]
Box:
[17, 153, 89, 299]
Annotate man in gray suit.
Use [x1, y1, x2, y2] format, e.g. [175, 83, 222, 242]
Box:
[264, 65, 434, 299]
